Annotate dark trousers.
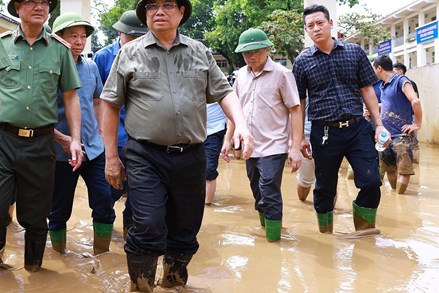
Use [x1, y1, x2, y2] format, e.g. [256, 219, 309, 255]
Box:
[246, 154, 287, 221]
[204, 128, 226, 180]
[310, 119, 381, 214]
[124, 138, 206, 256]
[0, 130, 55, 245]
[48, 152, 115, 231]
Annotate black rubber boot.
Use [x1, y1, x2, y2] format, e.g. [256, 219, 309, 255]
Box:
[24, 232, 47, 272]
[126, 253, 158, 292]
[160, 252, 193, 288]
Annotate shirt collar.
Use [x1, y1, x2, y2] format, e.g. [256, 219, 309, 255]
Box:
[245, 56, 275, 75]
[142, 30, 188, 49]
[385, 73, 399, 85]
[14, 25, 50, 46]
[310, 38, 344, 55]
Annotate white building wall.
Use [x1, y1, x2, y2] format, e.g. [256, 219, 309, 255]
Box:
[60, 0, 92, 52]
[304, 0, 337, 48]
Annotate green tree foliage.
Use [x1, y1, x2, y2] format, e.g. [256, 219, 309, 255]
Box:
[259, 9, 303, 63]
[338, 5, 390, 46]
[179, 0, 215, 40]
[205, 0, 297, 72]
[99, 0, 138, 46]
[338, 0, 359, 7]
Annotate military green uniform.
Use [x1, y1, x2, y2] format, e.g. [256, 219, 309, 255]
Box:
[0, 26, 81, 271]
[0, 38, 11, 69]
[0, 28, 81, 128]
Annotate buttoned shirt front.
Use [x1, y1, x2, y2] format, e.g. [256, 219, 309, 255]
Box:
[0, 27, 81, 128]
[55, 56, 104, 161]
[101, 31, 232, 145]
[293, 40, 378, 122]
[234, 57, 300, 157]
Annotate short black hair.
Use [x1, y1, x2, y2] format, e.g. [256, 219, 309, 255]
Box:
[373, 55, 393, 71]
[393, 62, 407, 74]
[303, 4, 330, 24]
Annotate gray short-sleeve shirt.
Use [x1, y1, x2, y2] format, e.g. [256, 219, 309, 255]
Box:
[101, 31, 232, 145]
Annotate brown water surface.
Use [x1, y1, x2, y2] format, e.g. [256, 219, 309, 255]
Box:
[1, 143, 439, 292]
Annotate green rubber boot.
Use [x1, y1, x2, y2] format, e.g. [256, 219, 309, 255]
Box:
[49, 229, 67, 254]
[258, 212, 265, 227]
[317, 211, 333, 234]
[353, 201, 377, 231]
[265, 219, 282, 242]
[93, 222, 113, 255]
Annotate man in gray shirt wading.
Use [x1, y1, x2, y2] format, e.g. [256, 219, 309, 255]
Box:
[100, 0, 253, 291]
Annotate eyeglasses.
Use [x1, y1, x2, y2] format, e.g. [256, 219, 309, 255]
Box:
[145, 2, 178, 13]
[242, 49, 265, 57]
[21, 0, 51, 8]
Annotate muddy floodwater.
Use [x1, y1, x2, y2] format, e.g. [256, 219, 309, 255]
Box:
[1, 143, 439, 292]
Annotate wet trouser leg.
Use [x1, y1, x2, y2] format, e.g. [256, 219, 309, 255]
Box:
[124, 139, 205, 287]
[13, 134, 56, 271]
[311, 119, 381, 231]
[246, 154, 287, 220]
[246, 154, 287, 241]
[48, 161, 80, 253]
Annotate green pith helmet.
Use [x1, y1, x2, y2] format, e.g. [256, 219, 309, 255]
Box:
[112, 10, 148, 37]
[52, 12, 95, 37]
[8, 0, 58, 17]
[136, 0, 192, 27]
[235, 28, 274, 53]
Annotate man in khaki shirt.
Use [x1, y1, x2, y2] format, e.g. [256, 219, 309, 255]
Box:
[101, 0, 253, 291]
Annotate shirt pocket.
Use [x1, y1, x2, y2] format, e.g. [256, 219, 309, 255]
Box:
[182, 70, 207, 102]
[132, 71, 163, 101]
[38, 64, 61, 93]
[0, 61, 21, 89]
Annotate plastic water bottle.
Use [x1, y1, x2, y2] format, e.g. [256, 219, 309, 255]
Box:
[375, 132, 389, 152]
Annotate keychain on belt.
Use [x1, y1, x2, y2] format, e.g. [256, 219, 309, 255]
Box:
[321, 126, 329, 146]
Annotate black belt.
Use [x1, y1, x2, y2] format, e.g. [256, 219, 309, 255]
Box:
[313, 117, 363, 128]
[0, 123, 54, 138]
[141, 141, 199, 154]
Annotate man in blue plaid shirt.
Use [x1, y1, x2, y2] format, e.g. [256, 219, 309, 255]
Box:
[293, 4, 390, 234]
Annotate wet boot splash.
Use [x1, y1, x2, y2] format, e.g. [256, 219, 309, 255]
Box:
[49, 228, 66, 254]
[317, 211, 334, 233]
[127, 253, 158, 292]
[93, 222, 113, 255]
[353, 201, 377, 231]
[161, 252, 193, 288]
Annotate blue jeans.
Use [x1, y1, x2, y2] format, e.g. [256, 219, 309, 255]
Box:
[48, 152, 116, 231]
[310, 118, 381, 214]
[246, 154, 287, 221]
[124, 138, 206, 256]
[204, 129, 226, 180]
